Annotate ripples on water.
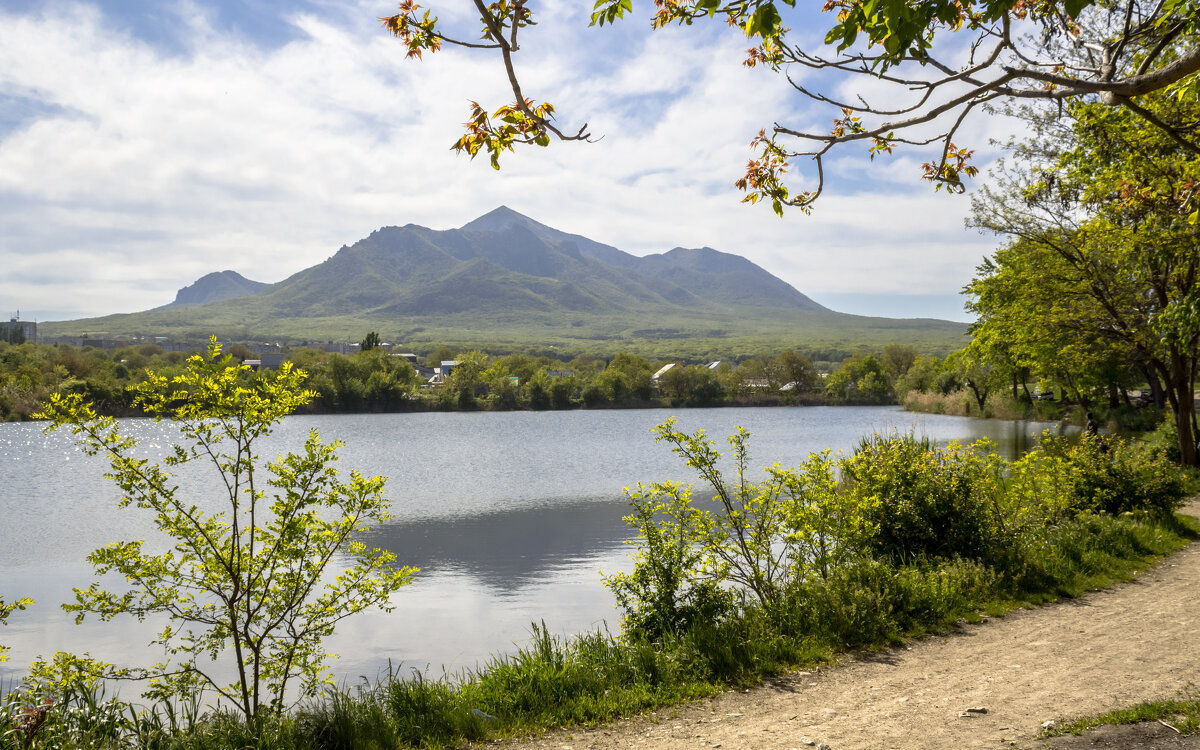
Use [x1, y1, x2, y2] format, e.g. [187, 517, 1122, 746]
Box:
[0, 406, 1063, 682]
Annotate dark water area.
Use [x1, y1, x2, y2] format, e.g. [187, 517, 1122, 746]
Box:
[0, 406, 1065, 683]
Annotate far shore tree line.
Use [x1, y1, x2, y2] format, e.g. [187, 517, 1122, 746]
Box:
[0, 335, 1175, 427]
[0, 338, 913, 419]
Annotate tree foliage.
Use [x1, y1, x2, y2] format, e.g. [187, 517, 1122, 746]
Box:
[360, 331, 382, 352]
[825, 354, 891, 403]
[36, 340, 416, 718]
[382, 0, 1200, 212]
[969, 90, 1200, 462]
[0, 596, 32, 663]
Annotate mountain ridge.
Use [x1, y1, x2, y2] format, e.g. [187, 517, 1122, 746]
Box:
[40, 207, 966, 355]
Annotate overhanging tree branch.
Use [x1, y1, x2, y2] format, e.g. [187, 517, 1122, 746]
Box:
[383, 0, 1200, 213]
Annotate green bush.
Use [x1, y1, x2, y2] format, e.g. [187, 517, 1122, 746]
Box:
[602, 481, 733, 640]
[1143, 412, 1182, 464]
[842, 434, 1009, 564]
[1039, 432, 1186, 516]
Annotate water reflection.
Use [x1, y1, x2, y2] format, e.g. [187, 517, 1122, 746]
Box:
[360, 496, 632, 588]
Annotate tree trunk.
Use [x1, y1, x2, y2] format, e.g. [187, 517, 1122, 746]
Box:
[1140, 361, 1166, 409]
[1163, 354, 1198, 467]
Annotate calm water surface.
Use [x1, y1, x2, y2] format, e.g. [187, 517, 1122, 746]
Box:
[0, 406, 1061, 684]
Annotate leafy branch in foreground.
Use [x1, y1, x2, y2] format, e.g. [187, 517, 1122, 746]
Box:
[0, 595, 32, 663]
[382, 0, 1200, 212]
[37, 338, 416, 720]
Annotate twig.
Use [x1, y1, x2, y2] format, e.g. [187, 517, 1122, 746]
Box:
[1158, 718, 1182, 734]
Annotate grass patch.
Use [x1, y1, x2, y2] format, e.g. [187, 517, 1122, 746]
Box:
[1048, 690, 1200, 737]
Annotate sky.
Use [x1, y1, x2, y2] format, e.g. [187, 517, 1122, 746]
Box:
[0, 0, 1018, 324]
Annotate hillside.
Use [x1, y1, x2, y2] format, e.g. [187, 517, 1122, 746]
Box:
[159, 270, 271, 308]
[40, 207, 967, 356]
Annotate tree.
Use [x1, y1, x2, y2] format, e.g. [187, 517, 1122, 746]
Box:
[970, 91, 1200, 462]
[36, 340, 416, 718]
[382, 0, 1200, 212]
[226, 343, 253, 362]
[880, 345, 918, 381]
[444, 349, 490, 408]
[768, 350, 820, 392]
[604, 353, 654, 401]
[893, 355, 945, 401]
[360, 331, 382, 352]
[966, 241, 1136, 406]
[425, 345, 456, 369]
[658, 364, 726, 406]
[483, 361, 521, 409]
[945, 346, 1003, 412]
[825, 354, 891, 403]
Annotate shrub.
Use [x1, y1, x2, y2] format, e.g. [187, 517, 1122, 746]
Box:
[602, 481, 733, 640]
[1143, 412, 1182, 464]
[1039, 432, 1186, 516]
[842, 434, 1008, 564]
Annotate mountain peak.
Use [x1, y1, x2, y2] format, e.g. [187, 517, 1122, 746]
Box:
[164, 270, 270, 308]
[460, 206, 543, 233]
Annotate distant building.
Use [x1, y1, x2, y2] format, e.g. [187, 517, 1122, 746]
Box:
[435, 360, 460, 383]
[0, 316, 35, 344]
[260, 353, 286, 369]
[651, 363, 676, 381]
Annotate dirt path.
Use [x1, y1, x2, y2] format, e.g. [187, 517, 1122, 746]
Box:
[504, 503, 1200, 750]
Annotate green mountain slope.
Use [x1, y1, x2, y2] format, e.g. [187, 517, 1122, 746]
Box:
[41, 208, 968, 356]
[158, 270, 271, 308]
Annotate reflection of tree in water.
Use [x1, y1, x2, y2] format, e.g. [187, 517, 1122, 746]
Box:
[357, 497, 633, 590]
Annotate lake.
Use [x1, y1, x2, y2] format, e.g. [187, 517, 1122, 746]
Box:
[0, 406, 1063, 686]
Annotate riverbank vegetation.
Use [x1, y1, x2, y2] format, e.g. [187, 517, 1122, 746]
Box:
[2, 408, 1193, 749]
[0, 339, 918, 422]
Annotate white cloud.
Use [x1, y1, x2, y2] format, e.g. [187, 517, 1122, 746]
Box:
[0, 1, 1004, 321]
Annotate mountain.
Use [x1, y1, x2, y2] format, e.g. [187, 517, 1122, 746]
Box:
[40, 208, 967, 355]
[161, 270, 270, 308]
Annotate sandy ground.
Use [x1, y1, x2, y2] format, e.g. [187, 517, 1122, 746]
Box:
[500, 501, 1200, 750]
